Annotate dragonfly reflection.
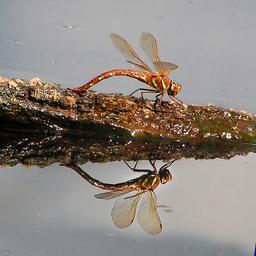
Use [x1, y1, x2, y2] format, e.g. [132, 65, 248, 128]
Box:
[66, 160, 174, 235]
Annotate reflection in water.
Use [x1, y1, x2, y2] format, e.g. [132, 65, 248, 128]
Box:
[65, 160, 174, 235]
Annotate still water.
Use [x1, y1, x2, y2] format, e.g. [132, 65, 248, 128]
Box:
[0, 1, 256, 255]
[0, 157, 255, 256]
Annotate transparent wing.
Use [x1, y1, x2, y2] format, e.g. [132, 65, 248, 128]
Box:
[140, 32, 161, 64]
[153, 61, 178, 75]
[95, 190, 130, 200]
[111, 33, 153, 72]
[137, 191, 162, 235]
[111, 192, 142, 229]
[140, 32, 178, 75]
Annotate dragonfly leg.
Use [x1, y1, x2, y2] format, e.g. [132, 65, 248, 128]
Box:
[140, 89, 159, 102]
[168, 95, 183, 106]
[129, 88, 157, 99]
[124, 160, 152, 173]
[153, 94, 183, 112]
[153, 93, 171, 113]
[149, 159, 157, 173]
[129, 88, 174, 113]
[160, 159, 176, 171]
[153, 93, 162, 108]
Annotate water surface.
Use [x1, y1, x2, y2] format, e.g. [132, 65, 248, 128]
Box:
[0, 1, 255, 255]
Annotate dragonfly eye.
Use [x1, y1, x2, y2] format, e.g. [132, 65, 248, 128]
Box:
[168, 81, 181, 96]
[159, 169, 172, 184]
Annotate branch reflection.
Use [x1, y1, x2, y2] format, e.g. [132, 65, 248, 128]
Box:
[65, 160, 175, 235]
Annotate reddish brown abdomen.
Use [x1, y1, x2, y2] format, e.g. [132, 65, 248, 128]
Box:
[71, 69, 152, 93]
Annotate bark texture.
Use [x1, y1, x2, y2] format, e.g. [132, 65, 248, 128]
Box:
[0, 76, 255, 166]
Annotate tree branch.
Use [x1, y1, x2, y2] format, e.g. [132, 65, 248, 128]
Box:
[0, 75, 255, 166]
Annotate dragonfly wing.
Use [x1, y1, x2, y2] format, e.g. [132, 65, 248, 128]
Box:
[153, 61, 178, 75]
[140, 32, 178, 75]
[111, 33, 153, 72]
[140, 32, 161, 64]
[126, 60, 150, 71]
[111, 192, 142, 229]
[95, 190, 130, 200]
[137, 191, 162, 235]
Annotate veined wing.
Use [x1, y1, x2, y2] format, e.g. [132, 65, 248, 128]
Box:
[95, 190, 130, 200]
[153, 61, 178, 75]
[111, 191, 142, 229]
[140, 32, 178, 75]
[111, 33, 153, 72]
[140, 32, 161, 64]
[137, 191, 162, 235]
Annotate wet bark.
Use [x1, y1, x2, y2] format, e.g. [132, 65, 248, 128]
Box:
[0, 76, 256, 166]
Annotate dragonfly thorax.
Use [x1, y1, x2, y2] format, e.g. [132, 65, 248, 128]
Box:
[151, 76, 181, 97]
[140, 174, 161, 191]
[151, 75, 170, 92]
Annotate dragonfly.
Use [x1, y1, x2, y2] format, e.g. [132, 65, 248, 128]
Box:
[65, 160, 174, 235]
[70, 32, 182, 105]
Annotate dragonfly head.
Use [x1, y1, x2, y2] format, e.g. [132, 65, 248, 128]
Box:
[159, 168, 172, 184]
[168, 80, 181, 96]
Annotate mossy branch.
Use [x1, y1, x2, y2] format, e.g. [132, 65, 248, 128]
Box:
[0, 75, 255, 166]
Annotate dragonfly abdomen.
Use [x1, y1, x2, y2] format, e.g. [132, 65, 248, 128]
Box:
[71, 69, 152, 93]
